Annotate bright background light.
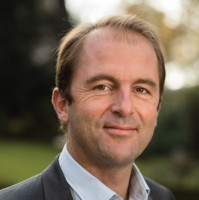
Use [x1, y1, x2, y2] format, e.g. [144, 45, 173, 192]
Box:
[166, 62, 199, 90]
[165, 63, 186, 90]
[65, 0, 123, 23]
[148, 0, 182, 27]
[65, 0, 182, 25]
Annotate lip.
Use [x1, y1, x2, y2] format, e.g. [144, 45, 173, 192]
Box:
[103, 125, 137, 136]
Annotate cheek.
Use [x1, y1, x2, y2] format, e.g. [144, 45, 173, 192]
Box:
[139, 106, 158, 150]
[68, 99, 108, 132]
[137, 102, 159, 128]
[141, 106, 158, 142]
[77, 96, 111, 118]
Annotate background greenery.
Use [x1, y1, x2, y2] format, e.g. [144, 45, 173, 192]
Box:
[0, 0, 199, 200]
[0, 140, 59, 186]
[0, 140, 198, 200]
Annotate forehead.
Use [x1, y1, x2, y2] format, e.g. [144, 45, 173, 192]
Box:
[85, 27, 152, 49]
[74, 27, 159, 82]
[75, 27, 156, 68]
[77, 27, 157, 67]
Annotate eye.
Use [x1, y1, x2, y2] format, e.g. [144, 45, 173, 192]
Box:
[93, 84, 110, 91]
[135, 87, 149, 94]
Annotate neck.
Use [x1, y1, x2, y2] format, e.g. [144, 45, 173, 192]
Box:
[86, 164, 133, 199]
[67, 141, 133, 199]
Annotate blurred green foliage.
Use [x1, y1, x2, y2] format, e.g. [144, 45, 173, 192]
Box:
[0, 0, 71, 141]
[0, 140, 198, 200]
[0, 140, 60, 187]
[137, 156, 199, 191]
[145, 85, 199, 157]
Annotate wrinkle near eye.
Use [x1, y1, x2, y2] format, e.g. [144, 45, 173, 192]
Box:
[71, 86, 110, 105]
[74, 93, 100, 105]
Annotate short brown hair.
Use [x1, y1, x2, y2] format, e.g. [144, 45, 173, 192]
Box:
[55, 15, 165, 103]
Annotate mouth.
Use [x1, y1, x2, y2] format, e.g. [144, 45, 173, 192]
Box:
[103, 125, 137, 136]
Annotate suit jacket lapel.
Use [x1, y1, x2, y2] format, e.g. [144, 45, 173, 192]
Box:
[148, 194, 154, 200]
[41, 156, 73, 200]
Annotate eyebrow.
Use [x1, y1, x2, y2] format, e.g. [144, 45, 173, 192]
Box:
[86, 74, 119, 86]
[85, 74, 158, 89]
[134, 78, 158, 89]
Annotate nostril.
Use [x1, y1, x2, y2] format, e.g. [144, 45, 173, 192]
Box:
[111, 101, 133, 117]
[112, 110, 125, 118]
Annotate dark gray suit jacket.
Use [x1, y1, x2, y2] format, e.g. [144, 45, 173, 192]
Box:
[0, 157, 175, 200]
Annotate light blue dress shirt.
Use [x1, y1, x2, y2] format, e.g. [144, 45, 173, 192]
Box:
[59, 145, 150, 200]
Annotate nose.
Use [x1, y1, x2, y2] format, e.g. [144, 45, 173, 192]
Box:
[111, 87, 134, 117]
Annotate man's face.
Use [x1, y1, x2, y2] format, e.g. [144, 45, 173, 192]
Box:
[58, 29, 160, 168]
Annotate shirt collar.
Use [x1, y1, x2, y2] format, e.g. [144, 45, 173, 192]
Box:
[128, 164, 150, 200]
[59, 145, 150, 200]
[59, 145, 116, 200]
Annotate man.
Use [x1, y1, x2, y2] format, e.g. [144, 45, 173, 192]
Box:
[0, 15, 175, 200]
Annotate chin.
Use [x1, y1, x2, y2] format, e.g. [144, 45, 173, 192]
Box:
[99, 150, 138, 167]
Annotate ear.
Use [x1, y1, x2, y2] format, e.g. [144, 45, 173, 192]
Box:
[52, 88, 69, 124]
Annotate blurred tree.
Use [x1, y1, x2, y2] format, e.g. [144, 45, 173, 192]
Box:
[186, 86, 199, 158]
[0, 0, 71, 140]
[143, 86, 199, 157]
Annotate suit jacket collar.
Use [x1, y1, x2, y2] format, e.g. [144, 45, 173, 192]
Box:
[41, 156, 73, 200]
[148, 195, 153, 200]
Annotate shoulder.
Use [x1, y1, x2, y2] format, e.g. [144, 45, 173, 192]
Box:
[0, 174, 43, 200]
[145, 177, 176, 200]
